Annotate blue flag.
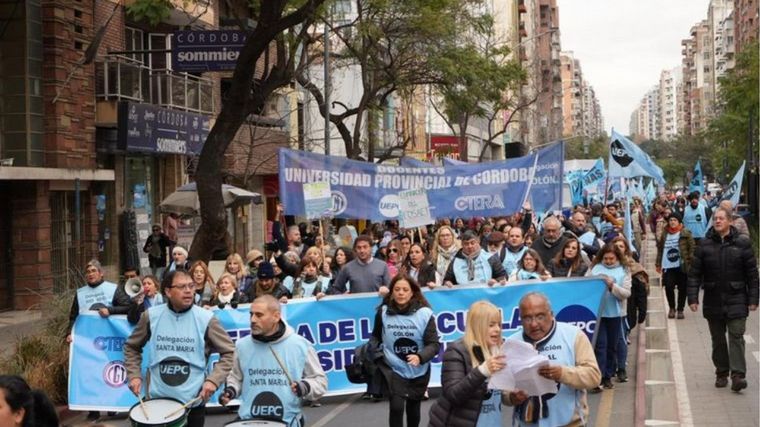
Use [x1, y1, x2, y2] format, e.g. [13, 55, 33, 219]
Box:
[582, 158, 605, 189]
[567, 172, 585, 207]
[689, 160, 705, 195]
[608, 130, 665, 184]
[623, 181, 636, 253]
[529, 141, 565, 213]
[720, 161, 746, 207]
[645, 180, 656, 206]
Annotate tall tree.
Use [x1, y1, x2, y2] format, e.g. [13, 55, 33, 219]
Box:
[128, 0, 328, 261]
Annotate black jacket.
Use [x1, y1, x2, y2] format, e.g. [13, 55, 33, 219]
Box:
[428, 340, 502, 427]
[370, 303, 440, 401]
[531, 235, 569, 267]
[687, 226, 759, 320]
[546, 258, 589, 278]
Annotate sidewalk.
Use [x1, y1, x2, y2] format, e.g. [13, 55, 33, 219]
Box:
[0, 309, 44, 356]
[663, 288, 759, 426]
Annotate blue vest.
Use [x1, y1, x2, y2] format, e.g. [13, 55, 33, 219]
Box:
[453, 252, 494, 284]
[661, 232, 681, 270]
[381, 305, 433, 379]
[147, 305, 213, 404]
[236, 331, 311, 425]
[578, 231, 596, 247]
[476, 389, 502, 427]
[590, 264, 627, 318]
[683, 204, 708, 238]
[508, 323, 584, 427]
[513, 269, 541, 281]
[76, 281, 117, 313]
[144, 293, 164, 309]
[281, 276, 295, 293]
[502, 247, 528, 277]
[598, 220, 613, 238]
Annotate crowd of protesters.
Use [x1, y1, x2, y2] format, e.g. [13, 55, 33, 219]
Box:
[64, 187, 757, 426]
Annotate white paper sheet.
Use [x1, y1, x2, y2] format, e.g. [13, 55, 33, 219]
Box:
[487, 340, 559, 396]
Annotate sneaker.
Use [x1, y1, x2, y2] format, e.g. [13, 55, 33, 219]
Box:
[361, 392, 373, 400]
[589, 386, 603, 394]
[676, 311, 684, 319]
[667, 309, 675, 319]
[731, 374, 747, 392]
[715, 374, 729, 388]
[422, 390, 430, 401]
[371, 393, 384, 402]
[616, 369, 629, 383]
[601, 378, 615, 389]
[309, 400, 322, 407]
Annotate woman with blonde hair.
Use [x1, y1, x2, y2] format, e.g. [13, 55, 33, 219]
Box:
[189, 260, 215, 307]
[430, 225, 460, 278]
[224, 253, 253, 295]
[428, 300, 511, 426]
[210, 272, 248, 309]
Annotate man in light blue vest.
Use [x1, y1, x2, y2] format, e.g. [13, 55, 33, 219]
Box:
[506, 292, 601, 427]
[220, 295, 327, 426]
[443, 230, 507, 286]
[124, 270, 235, 427]
[66, 259, 129, 343]
[500, 227, 529, 277]
[683, 191, 711, 240]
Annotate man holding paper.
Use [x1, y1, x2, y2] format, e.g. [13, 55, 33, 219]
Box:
[505, 292, 601, 426]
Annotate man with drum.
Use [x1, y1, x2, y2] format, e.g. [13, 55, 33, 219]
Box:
[220, 295, 327, 426]
[124, 269, 235, 427]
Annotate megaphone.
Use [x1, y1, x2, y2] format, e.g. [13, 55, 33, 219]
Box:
[124, 277, 143, 298]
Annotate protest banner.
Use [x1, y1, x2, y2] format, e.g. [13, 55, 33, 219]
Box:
[397, 188, 434, 229]
[279, 148, 538, 220]
[529, 141, 565, 214]
[68, 277, 606, 410]
[303, 181, 333, 219]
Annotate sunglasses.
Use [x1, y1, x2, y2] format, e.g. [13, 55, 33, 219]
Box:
[389, 248, 398, 253]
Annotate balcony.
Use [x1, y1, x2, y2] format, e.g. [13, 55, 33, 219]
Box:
[96, 54, 214, 115]
[518, 0, 527, 13]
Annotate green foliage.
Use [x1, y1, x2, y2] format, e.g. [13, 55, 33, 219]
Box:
[705, 40, 759, 179]
[126, 0, 174, 25]
[565, 134, 609, 160]
[0, 290, 75, 403]
[639, 134, 713, 187]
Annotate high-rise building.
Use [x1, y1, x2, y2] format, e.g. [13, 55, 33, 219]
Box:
[708, 0, 734, 109]
[518, 0, 563, 148]
[659, 68, 682, 140]
[734, 0, 759, 54]
[681, 20, 711, 135]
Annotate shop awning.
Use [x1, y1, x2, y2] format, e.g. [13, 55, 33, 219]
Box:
[0, 167, 115, 181]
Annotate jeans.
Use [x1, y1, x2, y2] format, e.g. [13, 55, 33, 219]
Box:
[707, 317, 747, 377]
[616, 317, 629, 373]
[663, 269, 687, 311]
[595, 316, 622, 379]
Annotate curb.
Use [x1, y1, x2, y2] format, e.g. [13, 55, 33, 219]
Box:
[57, 406, 85, 426]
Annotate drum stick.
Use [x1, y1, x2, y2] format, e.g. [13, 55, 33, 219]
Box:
[164, 396, 201, 420]
[138, 395, 149, 420]
[269, 345, 294, 384]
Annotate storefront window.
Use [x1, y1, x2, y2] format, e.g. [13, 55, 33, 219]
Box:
[125, 156, 159, 223]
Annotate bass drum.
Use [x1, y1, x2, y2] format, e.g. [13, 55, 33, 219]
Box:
[129, 398, 188, 427]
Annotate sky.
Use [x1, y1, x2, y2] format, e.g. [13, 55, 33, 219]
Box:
[556, 0, 711, 134]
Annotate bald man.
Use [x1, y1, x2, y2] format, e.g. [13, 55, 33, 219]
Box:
[718, 200, 750, 237]
[505, 292, 601, 426]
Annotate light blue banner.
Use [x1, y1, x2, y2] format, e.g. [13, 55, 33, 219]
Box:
[608, 130, 665, 184]
[399, 156, 435, 168]
[582, 158, 605, 189]
[689, 160, 705, 195]
[279, 148, 537, 220]
[442, 157, 467, 166]
[69, 278, 606, 410]
[529, 141, 565, 214]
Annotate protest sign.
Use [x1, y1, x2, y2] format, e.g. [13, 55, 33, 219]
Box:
[303, 181, 333, 219]
[397, 188, 434, 229]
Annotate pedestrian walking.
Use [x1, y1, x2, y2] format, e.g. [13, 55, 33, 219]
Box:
[687, 207, 758, 391]
[656, 213, 695, 319]
[371, 275, 440, 427]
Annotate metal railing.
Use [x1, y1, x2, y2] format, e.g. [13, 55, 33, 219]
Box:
[96, 55, 214, 115]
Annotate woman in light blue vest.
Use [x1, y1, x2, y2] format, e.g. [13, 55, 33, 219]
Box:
[509, 249, 552, 282]
[291, 259, 331, 298]
[371, 275, 440, 427]
[587, 244, 631, 392]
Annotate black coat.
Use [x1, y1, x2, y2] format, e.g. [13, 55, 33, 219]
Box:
[370, 303, 440, 401]
[546, 258, 588, 278]
[687, 226, 759, 320]
[428, 340, 499, 427]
